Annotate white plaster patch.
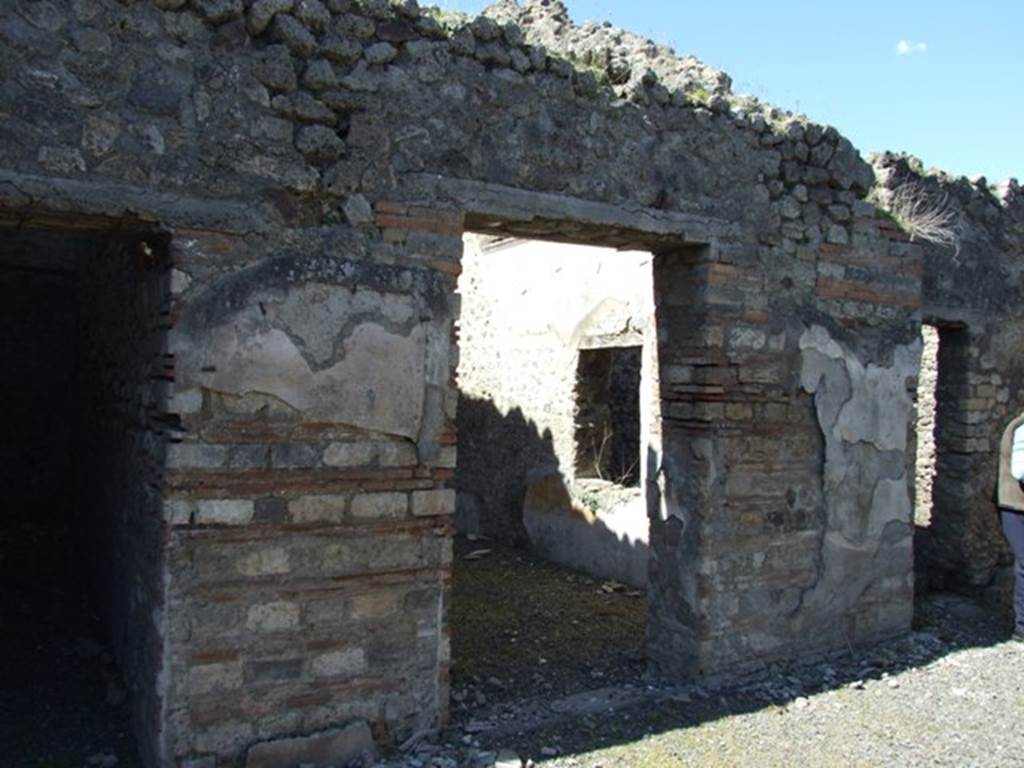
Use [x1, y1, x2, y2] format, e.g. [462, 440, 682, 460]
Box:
[183, 318, 427, 439]
[797, 324, 920, 615]
[800, 325, 920, 452]
[271, 283, 417, 367]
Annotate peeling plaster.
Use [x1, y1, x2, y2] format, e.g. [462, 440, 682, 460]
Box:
[797, 324, 920, 621]
[176, 311, 427, 439]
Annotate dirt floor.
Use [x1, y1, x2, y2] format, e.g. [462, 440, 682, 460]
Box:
[381, 537, 1020, 768]
[449, 535, 647, 714]
[0, 520, 139, 768]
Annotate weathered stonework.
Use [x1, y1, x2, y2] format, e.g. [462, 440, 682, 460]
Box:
[5, 0, 1013, 764]
[874, 155, 1024, 608]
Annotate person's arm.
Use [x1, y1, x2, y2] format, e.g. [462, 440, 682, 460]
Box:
[1012, 424, 1024, 481]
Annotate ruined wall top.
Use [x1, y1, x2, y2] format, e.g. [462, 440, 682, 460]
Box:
[1, 0, 877, 230]
[871, 152, 1024, 323]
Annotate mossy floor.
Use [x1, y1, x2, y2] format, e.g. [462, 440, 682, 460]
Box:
[449, 535, 647, 709]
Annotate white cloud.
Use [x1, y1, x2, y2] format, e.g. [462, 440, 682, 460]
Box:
[897, 39, 928, 56]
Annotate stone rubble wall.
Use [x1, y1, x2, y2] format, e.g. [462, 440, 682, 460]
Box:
[0, 0, 935, 763]
[875, 154, 1024, 605]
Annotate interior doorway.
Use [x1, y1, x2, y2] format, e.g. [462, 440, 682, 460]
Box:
[0, 225, 167, 766]
[449, 233, 658, 719]
[913, 320, 971, 592]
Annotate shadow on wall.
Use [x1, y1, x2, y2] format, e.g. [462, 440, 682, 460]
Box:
[454, 393, 649, 588]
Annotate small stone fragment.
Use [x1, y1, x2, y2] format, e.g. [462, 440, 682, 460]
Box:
[342, 194, 373, 225]
[302, 58, 337, 91]
[470, 15, 501, 41]
[296, 125, 345, 161]
[192, 0, 244, 24]
[321, 33, 363, 63]
[272, 13, 318, 57]
[294, 0, 331, 32]
[247, 0, 294, 36]
[254, 45, 298, 92]
[271, 92, 335, 124]
[38, 146, 85, 174]
[363, 41, 398, 65]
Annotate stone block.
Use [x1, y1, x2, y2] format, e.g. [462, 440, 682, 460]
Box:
[167, 443, 228, 469]
[237, 547, 291, 577]
[311, 647, 366, 678]
[188, 662, 243, 696]
[245, 722, 376, 768]
[271, 442, 321, 469]
[196, 499, 255, 526]
[350, 492, 406, 519]
[244, 658, 304, 683]
[322, 441, 376, 467]
[166, 499, 194, 526]
[350, 590, 400, 619]
[411, 489, 454, 518]
[377, 440, 419, 467]
[291, 494, 347, 524]
[247, 601, 300, 632]
[254, 497, 288, 524]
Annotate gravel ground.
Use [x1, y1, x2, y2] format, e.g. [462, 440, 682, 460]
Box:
[4, 530, 1020, 768]
[381, 543, 1022, 768]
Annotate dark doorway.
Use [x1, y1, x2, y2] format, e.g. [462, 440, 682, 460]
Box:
[0, 226, 166, 767]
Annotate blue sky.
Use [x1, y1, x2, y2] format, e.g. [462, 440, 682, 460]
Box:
[434, 1, 1023, 183]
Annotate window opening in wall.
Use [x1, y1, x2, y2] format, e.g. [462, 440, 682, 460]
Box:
[0, 226, 163, 765]
[450, 232, 656, 723]
[574, 346, 642, 487]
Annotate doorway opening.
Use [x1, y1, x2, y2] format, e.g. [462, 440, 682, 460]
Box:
[914, 321, 971, 593]
[0, 225, 168, 767]
[450, 233, 657, 718]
